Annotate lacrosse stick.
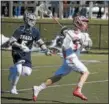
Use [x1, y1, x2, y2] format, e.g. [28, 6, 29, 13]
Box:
[34, 2, 76, 47]
[34, 3, 75, 39]
[34, 2, 63, 27]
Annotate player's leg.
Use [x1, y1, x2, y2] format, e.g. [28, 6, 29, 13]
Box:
[67, 55, 89, 100]
[9, 51, 25, 94]
[10, 60, 24, 94]
[22, 66, 32, 76]
[33, 74, 63, 101]
[33, 60, 72, 101]
[10, 62, 32, 94]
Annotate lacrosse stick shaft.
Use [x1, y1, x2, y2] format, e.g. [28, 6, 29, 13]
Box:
[35, 3, 73, 39]
[51, 16, 63, 28]
[35, 2, 63, 28]
[50, 15, 74, 40]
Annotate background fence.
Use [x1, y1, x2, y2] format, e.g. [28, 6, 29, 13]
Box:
[1, 21, 108, 49]
[1, 1, 109, 19]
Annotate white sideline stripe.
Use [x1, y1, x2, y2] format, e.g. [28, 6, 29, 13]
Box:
[1, 67, 98, 75]
[2, 79, 108, 93]
[49, 80, 108, 88]
[1, 65, 60, 71]
[90, 72, 98, 74]
[1, 59, 107, 71]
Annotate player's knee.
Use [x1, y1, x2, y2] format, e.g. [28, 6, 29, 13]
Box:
[86, 70, 90, 75]
[25, 70, 32, 76]
[82, 69, 90, 75]
[15, 64, 23, 76]
[22, 66, 32, 76]
[49, 74, 63, 83]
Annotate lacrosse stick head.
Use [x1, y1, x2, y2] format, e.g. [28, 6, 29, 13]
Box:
[34, 2, 52, 17]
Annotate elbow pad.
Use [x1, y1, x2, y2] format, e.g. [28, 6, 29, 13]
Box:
[9, 37, 17, 45]
[37, 39, 47, 50]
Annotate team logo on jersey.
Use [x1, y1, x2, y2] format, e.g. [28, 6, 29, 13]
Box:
[20, 35, 32, 40]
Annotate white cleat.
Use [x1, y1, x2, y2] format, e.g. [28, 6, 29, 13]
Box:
[32, 86, 40, 101]
[10, 88, 18, 95]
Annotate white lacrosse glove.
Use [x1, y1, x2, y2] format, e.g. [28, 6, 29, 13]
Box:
[20, 45, 30, 52]
[83, 39, 93, 50]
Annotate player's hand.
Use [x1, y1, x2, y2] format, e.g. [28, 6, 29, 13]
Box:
[20, 45, 30, 52]
[45, 49, 52, 56]
[60, 26, 68, 35]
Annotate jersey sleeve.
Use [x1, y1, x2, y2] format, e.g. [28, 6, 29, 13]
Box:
[82, 33, 93, 48]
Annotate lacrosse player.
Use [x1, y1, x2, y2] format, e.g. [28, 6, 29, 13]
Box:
[32, 15, 92, 101]
[8, 11, 51, 94]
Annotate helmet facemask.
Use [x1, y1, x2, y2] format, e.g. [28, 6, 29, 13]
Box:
[24, 12, 37, 27]
[73, 16, 89, 31]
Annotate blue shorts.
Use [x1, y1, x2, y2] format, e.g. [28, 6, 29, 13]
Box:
[54, 60, 73, 76]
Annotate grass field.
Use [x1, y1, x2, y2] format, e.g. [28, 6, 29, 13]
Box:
[1, 51, 108, 103]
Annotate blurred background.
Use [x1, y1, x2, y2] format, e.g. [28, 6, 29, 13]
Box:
[1, 1, 108, 104]
[1, 0, 108, 19]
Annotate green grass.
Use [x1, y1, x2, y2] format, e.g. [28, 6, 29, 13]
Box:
[1, 51, 108, 103]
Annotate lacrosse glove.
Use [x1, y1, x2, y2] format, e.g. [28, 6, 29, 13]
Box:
[20, 45, 30, 52]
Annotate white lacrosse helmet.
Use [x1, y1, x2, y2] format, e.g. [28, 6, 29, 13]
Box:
[24, 11, 37, 27]
[73, 15, 89, 31]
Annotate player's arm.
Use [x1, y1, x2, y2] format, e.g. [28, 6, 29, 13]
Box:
[81, 33, 93, 49]
[9, 28, 21, 47]
[9, 29, 29, 52]
[34, 29, 51, 55]
[36, 38, 51, 55]
[9, 36, 21, 47]
[86, 33, 93, 48]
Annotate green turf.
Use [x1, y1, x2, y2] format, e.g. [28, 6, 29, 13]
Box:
[1, 51, 108, 103]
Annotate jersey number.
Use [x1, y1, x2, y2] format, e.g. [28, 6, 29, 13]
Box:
[21, 40, 28, 46]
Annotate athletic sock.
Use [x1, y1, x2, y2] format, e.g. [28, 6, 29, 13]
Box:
[38, 83, 47, 91]
[75, 82, 83, 93]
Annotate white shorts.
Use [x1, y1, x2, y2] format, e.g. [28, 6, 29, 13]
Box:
[54, 54, 88, 76]
[22, 66, 32, 76]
